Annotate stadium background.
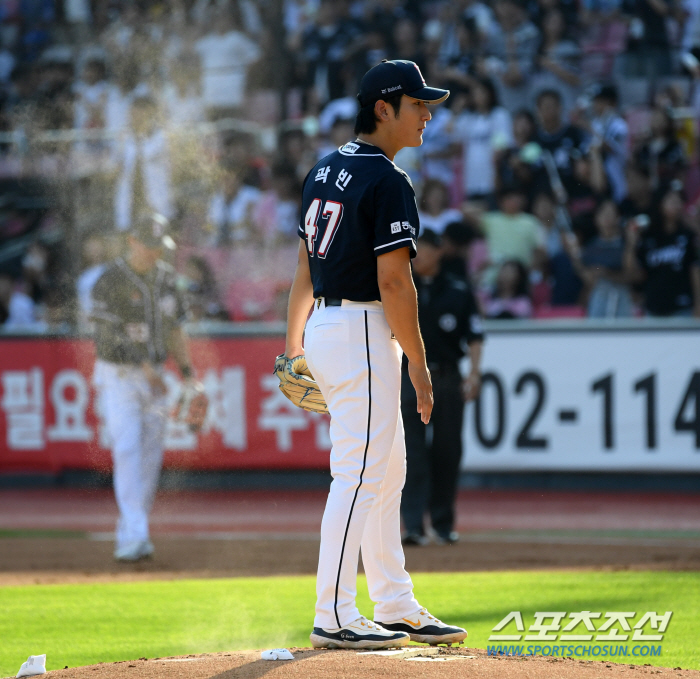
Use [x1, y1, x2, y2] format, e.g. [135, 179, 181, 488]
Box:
[1, 0, 700, 675]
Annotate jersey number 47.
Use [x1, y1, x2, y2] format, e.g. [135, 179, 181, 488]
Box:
[304, 199, 344, 258]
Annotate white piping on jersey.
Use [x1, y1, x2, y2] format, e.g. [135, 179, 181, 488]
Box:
[338, 149, 395, 165]
[374, 237, 416, 251]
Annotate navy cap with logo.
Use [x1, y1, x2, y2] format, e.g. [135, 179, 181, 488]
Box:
[130, 212, 176, 250]
[358, 59, 449, 108]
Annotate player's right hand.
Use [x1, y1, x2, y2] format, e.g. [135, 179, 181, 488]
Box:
[408, 361, 433, 424]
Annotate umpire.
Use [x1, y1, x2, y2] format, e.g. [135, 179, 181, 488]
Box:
[91, 213, 194, 562]
[401, 229, 484, 546]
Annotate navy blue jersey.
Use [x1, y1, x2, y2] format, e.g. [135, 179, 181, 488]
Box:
[298, 140, 418, 302]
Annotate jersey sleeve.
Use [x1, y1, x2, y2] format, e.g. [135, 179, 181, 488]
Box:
[373, 169, 418, 257]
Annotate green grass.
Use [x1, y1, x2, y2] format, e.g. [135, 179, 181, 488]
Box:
[0, 571, 698, 676]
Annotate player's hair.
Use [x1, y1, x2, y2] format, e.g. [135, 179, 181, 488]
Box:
[354, 92, 403, 135]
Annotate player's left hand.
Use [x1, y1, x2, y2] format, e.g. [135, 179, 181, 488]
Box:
[462, 371, 482, 402]
[172, 380, 209, 432]
[409, 361, 433, 424]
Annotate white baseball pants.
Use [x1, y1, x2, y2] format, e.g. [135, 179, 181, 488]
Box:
[94, 360, 167, 550]
[305, 299, 421, 629]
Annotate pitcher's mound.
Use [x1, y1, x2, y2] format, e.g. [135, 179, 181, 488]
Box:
[30, 647, 699, 679]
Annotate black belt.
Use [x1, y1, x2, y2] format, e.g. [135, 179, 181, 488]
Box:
[323, 297, 342, 306]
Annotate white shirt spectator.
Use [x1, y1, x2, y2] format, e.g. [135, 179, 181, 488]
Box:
[5, 291, 37, 328]
[113, 129, 173, 231]
[418, 106, 456, 187]
[453, 107, 513, 197]
[418, 208, 464, 235]
[195, 30, 261, 109]
[74, 80, 109, 131]
[208, 185, 262, 243]
[592, 112, 629, 202]
[161, 83, 206, 127]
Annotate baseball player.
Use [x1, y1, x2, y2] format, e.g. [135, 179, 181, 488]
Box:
[284, 60, 468, 649]
[91, 214, 197, 562]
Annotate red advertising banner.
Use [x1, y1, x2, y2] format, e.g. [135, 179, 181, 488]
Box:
[0, 337, 332, 473]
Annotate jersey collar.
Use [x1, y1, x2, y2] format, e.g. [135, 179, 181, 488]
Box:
[339, 139, 391, 159]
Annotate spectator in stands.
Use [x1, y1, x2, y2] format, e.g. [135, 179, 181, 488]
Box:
[625, 183, 700, 317]
[195, 5, 261, 117]
[532, 191, 584, 307]
[535, 89, 590, 196]
[22, 242, 50, 306]
[482, 0, 540, 111]
[479, 184, 547, 288]
[316, 114, 355, 160]
[441, 219, 486, 282]
[162, 52, 205, 127]
[181, 255, 228, 322]
[77, 231, 108, 330]
[483, 260, 533, 319]
[588, 84, 629, 203]
[438, 16, 480, 91]
[0, 274, 38, 327]
[565, 198, 634, 317]
[74, 58, 109, 141]
[300, 0, 356, 111]
[621, 0, 673, 79]
[619, 163, 654, 223]
[207, 160, 261, 245]
[452, 77, 513, 203]
[568, 146, 609, 242]
[416, 93, 456, 188]
[255, 160, 302, 244]
[113, 95, 173, 232]
[278, 125, 316, 182]
[418, 180, 463, 235]
[496, 108, 539, 203]
[532, 9, 581, 116]
[36, 51, 74, 132]
[105, 54, 142, 134]
[634, 106, 686, 191]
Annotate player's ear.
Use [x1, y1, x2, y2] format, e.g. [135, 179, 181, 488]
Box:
[374, 99, 390, 122]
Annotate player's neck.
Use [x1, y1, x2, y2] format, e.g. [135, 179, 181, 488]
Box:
[127, 253, 156, 275]
[356, 133, 399, 161]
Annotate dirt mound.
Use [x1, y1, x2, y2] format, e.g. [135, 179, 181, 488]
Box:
[8, 648, 697, 679]
[3, 535, 700, 585]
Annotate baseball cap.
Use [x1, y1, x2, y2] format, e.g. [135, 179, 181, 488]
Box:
[358, 60, 449, 108]
[130, 212, 176, 250]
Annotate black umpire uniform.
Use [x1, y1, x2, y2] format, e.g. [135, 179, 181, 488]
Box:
[401, 229, 484, 545]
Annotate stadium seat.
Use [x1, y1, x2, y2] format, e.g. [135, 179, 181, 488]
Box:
[533, 305, 586, 319]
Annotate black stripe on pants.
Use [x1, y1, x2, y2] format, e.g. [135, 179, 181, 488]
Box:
[333, 310, 372, 628]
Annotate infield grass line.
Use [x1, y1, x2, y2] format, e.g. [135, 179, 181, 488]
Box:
[0, 571, 697, 676]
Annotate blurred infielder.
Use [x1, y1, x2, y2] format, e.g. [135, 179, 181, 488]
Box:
[280, 60, 468, 649]
[91, 214, 207, 562]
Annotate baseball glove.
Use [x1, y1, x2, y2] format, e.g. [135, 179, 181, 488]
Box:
[173, 380, 209, 432]
[273, 354, 328, 414]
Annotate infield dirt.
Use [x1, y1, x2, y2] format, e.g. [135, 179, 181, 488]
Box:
[3, 647, 698, 679]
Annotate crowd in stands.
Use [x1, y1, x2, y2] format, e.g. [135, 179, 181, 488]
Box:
[0, 0, 700, 328]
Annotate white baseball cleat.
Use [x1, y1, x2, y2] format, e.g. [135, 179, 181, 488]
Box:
[114, 539, 154, 562]
[376, 608, 468, 646]
[310, 616, 410, 649]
